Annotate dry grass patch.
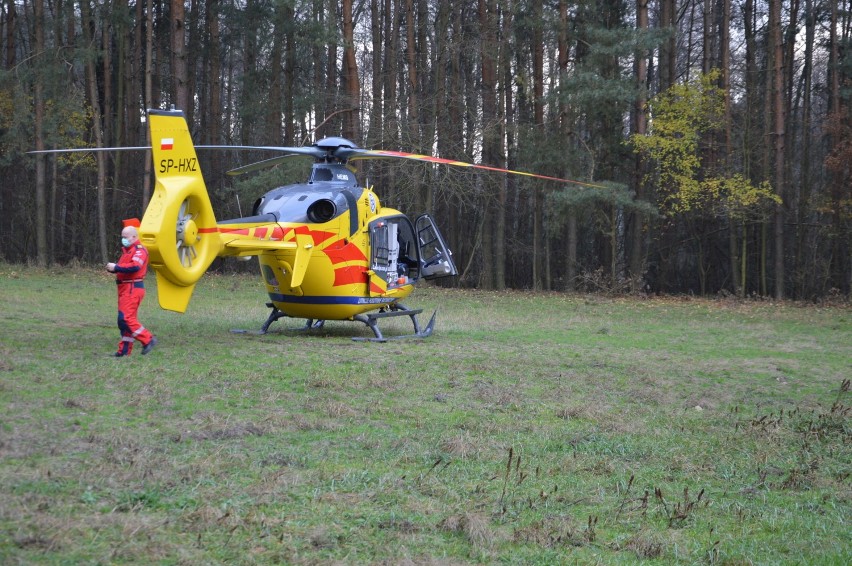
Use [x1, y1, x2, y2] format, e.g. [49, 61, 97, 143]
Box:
[439, 512, 496, 549]
[317, 400, 359, 419]
[439, 432, 475, 458]
[617, 528, 666, 559]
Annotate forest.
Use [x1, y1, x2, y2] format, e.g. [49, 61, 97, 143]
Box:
[1, 0, 850, 298]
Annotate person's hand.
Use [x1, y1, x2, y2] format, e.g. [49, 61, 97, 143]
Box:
[106, 263, 116, 272]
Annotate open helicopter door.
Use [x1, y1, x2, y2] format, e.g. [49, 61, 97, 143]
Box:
[368, 215, 418, 295]
[415, 214, 457, 280]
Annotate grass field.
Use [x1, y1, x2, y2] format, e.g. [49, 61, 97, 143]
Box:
[1, 264, 850, 564]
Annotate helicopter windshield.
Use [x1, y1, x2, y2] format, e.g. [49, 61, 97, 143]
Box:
[253, 185, 352, 224]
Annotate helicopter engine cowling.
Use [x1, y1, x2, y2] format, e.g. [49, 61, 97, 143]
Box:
[306, 198, 337, 223]
[139, 110, 223, 313]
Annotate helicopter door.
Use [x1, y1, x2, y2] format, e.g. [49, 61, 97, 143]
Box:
[368, 216, 419, 294]
[415, 214, 458, 280]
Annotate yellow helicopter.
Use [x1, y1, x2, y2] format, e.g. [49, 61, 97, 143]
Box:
[35, 108, 596, 341]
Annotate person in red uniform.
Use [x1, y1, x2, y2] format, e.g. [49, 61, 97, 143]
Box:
[106, 219, 157, 356]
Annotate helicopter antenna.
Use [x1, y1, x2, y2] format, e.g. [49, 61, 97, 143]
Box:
[303, 107, 359, 146]
[236, 193, 243, 217]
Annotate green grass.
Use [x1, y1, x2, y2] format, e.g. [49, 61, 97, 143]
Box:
[1, 264, 850, 564]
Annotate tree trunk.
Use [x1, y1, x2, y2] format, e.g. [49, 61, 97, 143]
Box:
[720, 0, 740, 295]
[417, 0, 433, 182]
[558, 0, 577, 291]
[828, 0, 840, 118]
[186, 0, 200, 127]
[101, 3, 112, 151]
[495, 0, 513, 290]
[205, 0, 222, 145]
[99, 0, 113, 223]
[382, 0, 399, 203]
[367, 0, 383, 147]
[783, 0, 800, 296]
[142, 0, 154, 209]
[532, 0, 544, 290]
[4, 0, 15, 68]
[34, 0, 47, 266]
[404, 0, 423, 210]
[342, 0, 360, 142]
[479, 0, 500, 289]
[702, 0, 714, 75]
[405, 0, 418, 146]
[770, 0, 785, 299]
[629, 0, 648, 291]
[658, 0, 676, 92]
[81, 0, 109, 262]
[171, 0, 189, 112]
[312, 0, 327, 139]
[114, 0, 130, 208]
[268, 3, 284, 144]
[283, 2, 295, 145]
[796, 0, 814, 296]
[241, 0, 260, 144]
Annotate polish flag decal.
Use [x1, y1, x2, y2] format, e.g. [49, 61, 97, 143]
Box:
[160, 138, 174, 150]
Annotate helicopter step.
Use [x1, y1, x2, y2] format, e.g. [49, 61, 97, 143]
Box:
[352, 304, 437, 343]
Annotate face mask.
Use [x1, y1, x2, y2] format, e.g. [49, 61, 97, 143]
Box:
[121, 237, 131, 247]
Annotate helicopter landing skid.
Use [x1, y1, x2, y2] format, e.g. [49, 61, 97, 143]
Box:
[230, 303, 324, 335]
[232, 303, 435, 341]
[351, 305, 437, 342]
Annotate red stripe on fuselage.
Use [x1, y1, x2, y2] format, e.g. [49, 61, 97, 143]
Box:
[309, 230, 336, 246]
[205, 225, 337, 243]
[277, 226, 336, 246]
[334, 266, 367, 286]
[218, 227, 250, 235]
[324, 240, 368, 264]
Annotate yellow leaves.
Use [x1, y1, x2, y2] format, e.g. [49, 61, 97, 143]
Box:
[661, 175, 779, 218]
[631, 71, 778, 220]
[0, 88, 22, 157]
[648, 70, 726, 135]
[720, 176, 780, 210]
[0, 89, 14, 129]
[45, 102, 97, 169]
[700, 175, 780, 220]
[631, 74, 725, 208]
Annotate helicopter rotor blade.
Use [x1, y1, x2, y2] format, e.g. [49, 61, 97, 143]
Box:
[196, 145, 327, 158]
[225, 153, 305, 176]
[29, 141, 601, 187]
[28, 146, 152, 155]
[175, 199, 201, 269]
[29, 144, 324, 161]
[348, 148, 604, 188]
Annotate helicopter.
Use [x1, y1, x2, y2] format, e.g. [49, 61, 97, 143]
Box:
[33, 108, 598, 341]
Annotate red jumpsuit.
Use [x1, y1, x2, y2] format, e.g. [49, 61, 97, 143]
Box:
[113, 243, 154, 356]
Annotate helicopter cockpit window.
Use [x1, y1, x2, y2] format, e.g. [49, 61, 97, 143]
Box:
[312, 167, 333, 182]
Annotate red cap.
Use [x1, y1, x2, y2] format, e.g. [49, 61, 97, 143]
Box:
[122, 218, 141, 228]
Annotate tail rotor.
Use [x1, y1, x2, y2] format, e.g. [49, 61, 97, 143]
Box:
[140, 109, 222, 312]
